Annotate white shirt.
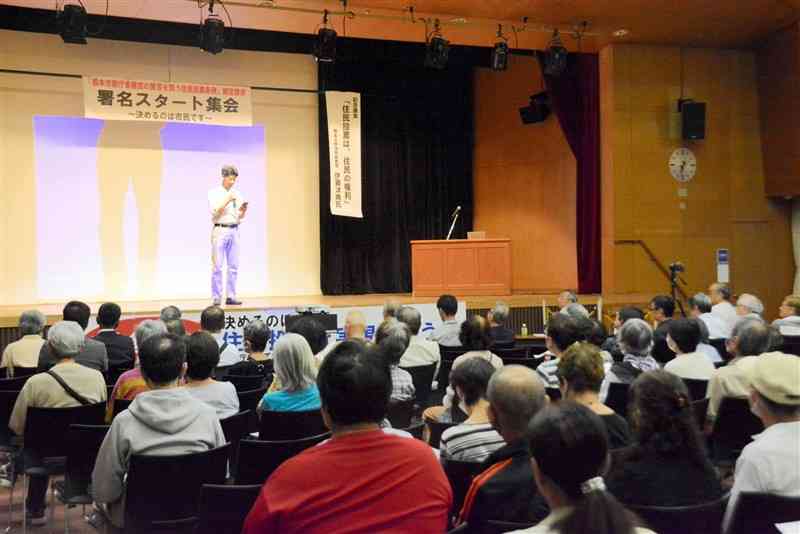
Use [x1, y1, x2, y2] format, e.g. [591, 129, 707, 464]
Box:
[700, 312, 730, 340]
[711, 301, 738, 336]
[698, 342, 723, 363]
[212, 332, 243, 367]
[428, 319, 461, 347]
[723, 421, 800, 532]
[208, 185, 245, 225]
[185, 380, 240, 419]
[773, 316, 800, 336]
[508, 506, 656, 534]
[664, 351, 716, 381]
[399, 335, 441, 380]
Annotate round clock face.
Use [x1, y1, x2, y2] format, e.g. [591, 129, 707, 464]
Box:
[669, 148, 697, 182]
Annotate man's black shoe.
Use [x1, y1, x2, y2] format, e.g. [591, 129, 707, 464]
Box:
[225, 298, 242, 305]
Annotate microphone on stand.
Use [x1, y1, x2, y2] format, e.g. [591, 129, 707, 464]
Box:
[450, 205, 462, 218]
[446, 205, 462, 240]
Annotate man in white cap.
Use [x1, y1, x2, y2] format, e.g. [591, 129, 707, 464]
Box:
[208, 164, 247, 305]
[722, 352, 800, 531]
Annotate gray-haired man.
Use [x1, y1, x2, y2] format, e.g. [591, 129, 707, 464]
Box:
[208, 164, 247, 306]
[1, 310, 46, 375]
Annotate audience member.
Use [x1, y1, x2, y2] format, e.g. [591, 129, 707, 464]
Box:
[10, 321, 107, 525]
[1, 310, 46, 375]
[557, 343, 631, 449]
[397, 306, 441, 381]
[772, 294, 800, 335]
[92, 333, 225, 529]
[706, 317, 771, 425]
[508, 402, 652, 534]
[94, 302, 135, 373]
[563, 302, 590, 320]
[429, 294, 461, 346]
[458, 365, 549, 527]
[38, 301, 108, 373]
[243, 340, 452, 533]
[557, 291, 578, 314]
[694, 318, 723, 364]
[663, 318, 715, 382]
[722, 352, 800, 532]
[164, 318, 186, 337]
[689, 292, 730, 339]
[606, 371, 722, 507]
[287, 316, 329, 356]
[601, 319, 658, 400]
[440, 358, 503, 463]
[536, 314, 581, 389]
[709, 283, 738, 333]
[601, 307, 645, 362]
[649, 295, 676, 364]
[200, 305, 241, 367]
[258, 333, 320, 413]
[228, 320, 272, 378]
[382, 299, 401, 320]
[184, 331, 240, 419]
[584, 320, 614, 368]
[159, 305, 181, 322]
[315, 311, 367, 363]
[736, 293, 764, 320]
[375, 319, 415, 402]
[108, 320, 166, 406]
[487, 301, 515, 346]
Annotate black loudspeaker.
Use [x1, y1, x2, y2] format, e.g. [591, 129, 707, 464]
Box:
[682, 102, 706, 140]
[519, 92, 551, 124]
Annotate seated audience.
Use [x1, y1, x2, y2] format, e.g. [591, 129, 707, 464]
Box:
[722, 352, 800, 532]
[601, 307, 645, 362]
[772, 294, 800, 335]
[108, 320, 166, 406]
[706, 317, 771, 426]
[563, 302, 590, 320]
[375, 319, 415, 402]
[1, 310, 46, 375]
[164, 318, 186, 337]
[601, 318, 659, 400]
[259, 333, 320, 413]
[557, 290, 578, 314]
[663, 318, 716, 382]
[10, 321, 107, 525]
[458, 365, 549, 527]
[694, 318, 723, 364]
[606, 370, 722, 507]
[92, 333, 225, 529]
[537, 314, 581, 389]
[315, 310, 367, 363]
[429, 294, 461, 347]
[382, 299, 401, 320]
[509, 402, 653, 534]
[557, 343, 631, 449]
[201, 305, 241, 367]
[440, 358, 503, 463]
[649, 295, 676, 364]
[228, 320, 272, 378]
[709, 282, 738, 335]
[689, 292, 729, 340]
[184, 331, 240, 419]
[243, 340, 452, 533]
[487, 301, 515, 346]
[38, 300, 108, 373]
[584, 319, 614, 368]
[159, 305, 182, 322]
[94, 302, 135, 373]
[736, 293, 764, 320]
[397, 306, 441, 380]
[287, 316, 329, 357]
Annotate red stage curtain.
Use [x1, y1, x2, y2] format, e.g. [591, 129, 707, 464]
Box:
[538, 52, 602, 294]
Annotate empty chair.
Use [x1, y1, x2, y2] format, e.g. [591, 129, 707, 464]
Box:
[235, 433, 330, 485]
[236, 386, 268, 433]
[605, 382, 630, 416]
[112, 398, 132, 419]
[427, 419, 457, 449]
[725, 492, 800, 534]
[196, 484, 262, 534]
[443, 459, 484, 518]
[225, 374, 266, 392]
[710, 397, 764, 463]
[220, 410, 250, 477]
[682, 378, 709, 401]
[629, 492, 729, 534]
[124, 444, 230, 532]
[387, 399, 415, 428]
[258, 409, 327, 441]
[400, 363, 436, 408]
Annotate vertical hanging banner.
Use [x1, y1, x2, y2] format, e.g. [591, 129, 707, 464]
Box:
[326, 91, 363, 218]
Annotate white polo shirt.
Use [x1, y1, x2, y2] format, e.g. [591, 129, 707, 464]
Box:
[664, 351, 716, 381]
[208, 185, 245, 225]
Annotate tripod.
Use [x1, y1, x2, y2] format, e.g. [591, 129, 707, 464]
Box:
[669, 267, 688, 317]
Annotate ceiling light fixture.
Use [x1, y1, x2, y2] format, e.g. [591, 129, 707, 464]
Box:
[314, 10, 337, 63]
[425, 19, 449, 70]
[200, 0, 225, 54]
[543, 29, 568, 77]
[58, 3, 88, 44]
[491, 24, 509, 71]
[613, 28, 630, 37]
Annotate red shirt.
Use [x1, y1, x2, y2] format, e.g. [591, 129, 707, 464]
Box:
[243, 429, 452, 534]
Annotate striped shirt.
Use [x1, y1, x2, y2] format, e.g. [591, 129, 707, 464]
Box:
[390, 365, 415, 401]
[536, 356, 561, 388]
[440, 422, 505, 463]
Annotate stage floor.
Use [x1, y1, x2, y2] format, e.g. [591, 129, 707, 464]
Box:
[0, 292, 656, 328]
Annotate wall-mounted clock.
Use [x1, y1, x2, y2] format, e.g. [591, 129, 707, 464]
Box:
[669, 147, 697, 182]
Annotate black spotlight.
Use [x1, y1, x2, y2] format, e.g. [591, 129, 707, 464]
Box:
[200, 14, 225, 54]
[543, 30, 568, 77]
[314, 28, 337, 63]
[425, 35, 449, 69]
[58, 3, 88, 44]
[491, 41, 509, 71]
[519, 91, 551, 124]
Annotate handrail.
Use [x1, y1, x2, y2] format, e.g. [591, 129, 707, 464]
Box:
[614, 240, 688, 302]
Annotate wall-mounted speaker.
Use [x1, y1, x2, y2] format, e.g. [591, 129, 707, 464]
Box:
[682, 101, 706, 140]
[519, 92, 551, 125]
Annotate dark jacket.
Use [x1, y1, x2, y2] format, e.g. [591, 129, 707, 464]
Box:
[38, 336, 108, 373]
[226, 357, 273, 378]
[489, 326, 516, 347]
[93, 330, 135, 371]
[459, 440, 549, 526]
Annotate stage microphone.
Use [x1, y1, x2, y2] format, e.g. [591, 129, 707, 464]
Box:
[450, 205, 461, 218]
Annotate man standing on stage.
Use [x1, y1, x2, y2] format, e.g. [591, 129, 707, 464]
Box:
[208, 165, 247, 305]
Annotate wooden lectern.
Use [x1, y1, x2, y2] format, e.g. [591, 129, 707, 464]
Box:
[410, 239, 512, 296]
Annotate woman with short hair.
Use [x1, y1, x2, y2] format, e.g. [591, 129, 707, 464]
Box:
[184, 331, 240, 419]
[228, 320, 272, 378]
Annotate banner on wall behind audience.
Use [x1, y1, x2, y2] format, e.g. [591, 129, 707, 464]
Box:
[86, 301, 466, 359]
[83, 76, 253, 126]
[325, 91, 363, 218]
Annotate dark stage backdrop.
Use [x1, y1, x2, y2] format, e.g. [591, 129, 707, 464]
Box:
[318, 59, 474, 295]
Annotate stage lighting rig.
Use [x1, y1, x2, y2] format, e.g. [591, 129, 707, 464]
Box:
[425, 19, 449, 70]
[58, 3, 88, 44]
[543, 29, 568, 77]
[200, 0, 225, 54]
[491, 25, 509, 71]
[314, 10, 337, 63]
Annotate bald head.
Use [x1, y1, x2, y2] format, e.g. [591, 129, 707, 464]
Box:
[344, 311, 367, 340]
[487, 365, 547, 442]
